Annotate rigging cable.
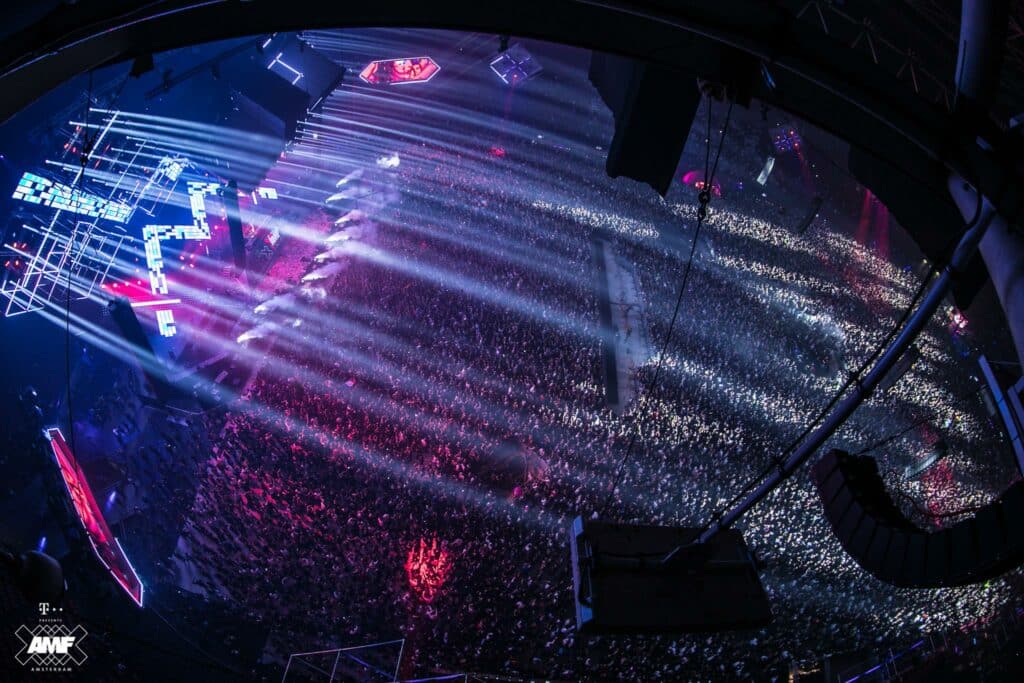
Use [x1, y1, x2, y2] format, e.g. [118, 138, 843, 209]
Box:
[599, 93, 733, 516]
[695, 173, 987, 537]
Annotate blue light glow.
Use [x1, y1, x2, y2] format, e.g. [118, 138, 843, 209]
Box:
[268, 52, 303, 85]
[12, 172, 131, 222]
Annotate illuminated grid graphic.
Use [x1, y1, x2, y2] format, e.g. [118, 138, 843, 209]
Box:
[3, 112, 128, 317]
[140, 180, 219, 296]
[268, 52, 304, 85]
[359, 57, 440, 85]
[13, 172, 131, 222]
[140, 180, 220, 337]
[250, 186, 279, 205]
[155, 309, 177, 337]
[3, 221, 129, 316]
[3, 107, 279, 342]
[140, 182, 278, 337]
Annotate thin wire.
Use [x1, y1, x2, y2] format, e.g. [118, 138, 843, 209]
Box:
[708, 99, 732, 185]
[65, 70, 95, 462]
[696, 174, 987, 536]
[599, 95, 732, 517]
[696, 266, 936, 535]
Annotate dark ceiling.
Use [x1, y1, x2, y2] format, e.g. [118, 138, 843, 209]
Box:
[778, 1, 1024, 124]
[0, 1, 1020, 224]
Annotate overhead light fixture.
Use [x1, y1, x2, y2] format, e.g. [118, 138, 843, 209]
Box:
[489, 43, 542, 86]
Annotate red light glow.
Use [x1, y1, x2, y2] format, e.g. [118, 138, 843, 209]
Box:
[405, 536, 453, 603]
[359, 57, 440, 85]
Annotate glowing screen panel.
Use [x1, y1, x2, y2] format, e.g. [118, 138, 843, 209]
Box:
[46, 427, 144, 607]
[12, 172, 131, 223]
[359, 57, 440, 85]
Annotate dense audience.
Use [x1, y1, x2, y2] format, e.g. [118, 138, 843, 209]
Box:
[98, 85, 1021, 680]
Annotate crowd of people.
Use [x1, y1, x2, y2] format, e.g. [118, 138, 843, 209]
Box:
[91, 71, 1022, 681]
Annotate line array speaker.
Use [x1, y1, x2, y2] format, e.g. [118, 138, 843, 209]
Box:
[589, 53, 701, 196]
[812, 449, 1024, 588]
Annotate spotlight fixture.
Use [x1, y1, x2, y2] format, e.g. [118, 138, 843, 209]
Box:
[489, 43, 542, 86]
